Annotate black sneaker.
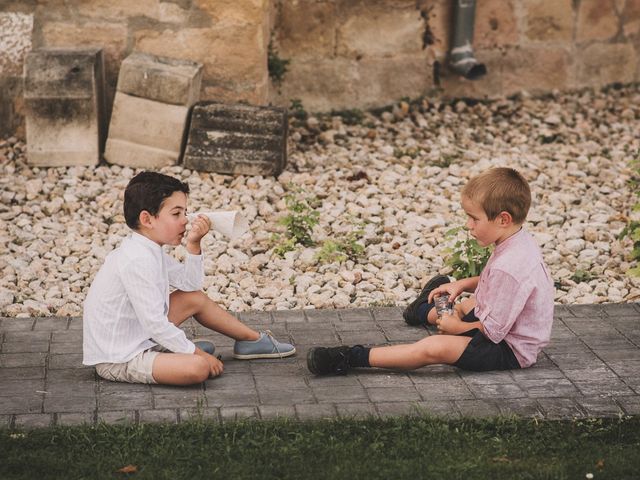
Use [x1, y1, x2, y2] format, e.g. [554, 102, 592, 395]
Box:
[307, 346, 351, 375]
[402, 275, 451, 326]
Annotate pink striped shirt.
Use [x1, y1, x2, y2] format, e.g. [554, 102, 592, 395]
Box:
[474, 228, 554, 368]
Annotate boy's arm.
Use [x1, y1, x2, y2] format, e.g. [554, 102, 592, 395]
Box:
[167, 214, 210, 291]
[429, 276, 480, 303]
[438, 311, 485, 335]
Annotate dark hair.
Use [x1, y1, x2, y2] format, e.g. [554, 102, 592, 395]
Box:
[124, 171, 190, 229]
[462, 167, 531, 223]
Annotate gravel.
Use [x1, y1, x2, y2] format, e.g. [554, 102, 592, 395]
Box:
[1, 84, 639, 317]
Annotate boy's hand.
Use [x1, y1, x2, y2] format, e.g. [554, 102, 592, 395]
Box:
[195, 347, 223, 377]
[186, 214, 211, 254]
[436, 311, 466, 335]
[429, 281, 463, 304]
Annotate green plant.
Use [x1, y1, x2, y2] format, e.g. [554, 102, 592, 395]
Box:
[444, 226, 492, 279]
[267, 40, 289, 85]
[272, 186, 320, 257]
[570, 269, 594, 283]
[619, 152, 640, 276]
[316, 229, 365, 264]
[330, 108, 364, 125]
[289, 98, 308, 122]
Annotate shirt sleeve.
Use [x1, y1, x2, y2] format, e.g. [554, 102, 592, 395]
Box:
[119, 255, 195, 354]
[166, 251, 204, 292]
[476, 269, 532, 344]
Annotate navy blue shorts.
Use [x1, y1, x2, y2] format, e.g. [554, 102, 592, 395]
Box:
[452, 309, 521, 372]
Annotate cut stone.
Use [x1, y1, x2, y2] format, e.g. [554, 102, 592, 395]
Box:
[23, 47, 106, 166]
[183, 102, 287, 176]
[104, 52, 202, 168]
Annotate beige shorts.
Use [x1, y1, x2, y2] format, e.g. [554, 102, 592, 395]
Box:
[95, 345, 165, 384]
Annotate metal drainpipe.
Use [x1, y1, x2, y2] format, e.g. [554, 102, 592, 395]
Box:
[449, 0, 487, 80]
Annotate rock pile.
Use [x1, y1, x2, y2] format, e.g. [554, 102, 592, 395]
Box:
[1, 84, 639, 317]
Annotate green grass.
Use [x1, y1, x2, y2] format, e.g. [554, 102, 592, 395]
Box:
[2, 415, 640, 479]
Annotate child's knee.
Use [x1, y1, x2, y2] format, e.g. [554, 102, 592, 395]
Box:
[187, 357, 210, 383]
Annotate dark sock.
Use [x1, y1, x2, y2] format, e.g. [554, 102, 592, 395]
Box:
[417, 302, 434, 324]
[348, 345, 371, 368]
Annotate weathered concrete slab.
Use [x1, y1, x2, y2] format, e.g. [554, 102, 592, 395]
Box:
[104, 52, 202, 168]
[23, 47, 106, 167]
[183, 102, 287, 176]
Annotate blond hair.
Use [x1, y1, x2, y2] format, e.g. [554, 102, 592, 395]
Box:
[462, 167, 531, 223]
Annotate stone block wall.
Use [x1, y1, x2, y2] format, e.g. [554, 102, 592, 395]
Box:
[1, 0, 639, 136]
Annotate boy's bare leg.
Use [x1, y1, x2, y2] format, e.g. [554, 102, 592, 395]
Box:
[152, 352, 211, 386]
[168, 290, 259, 341]
[369, 335, 472, 370]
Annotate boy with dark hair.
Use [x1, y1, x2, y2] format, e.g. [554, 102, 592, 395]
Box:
[308, 167, 554, 375]
[83, 171, 295, 386]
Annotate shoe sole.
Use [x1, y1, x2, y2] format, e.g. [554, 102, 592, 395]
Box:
[307, 347, 320, 374]
[233, 348, 296, 360]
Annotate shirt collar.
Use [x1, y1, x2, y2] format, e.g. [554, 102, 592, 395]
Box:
[494, 227, 525, 254]
[130, 231, 163, 253]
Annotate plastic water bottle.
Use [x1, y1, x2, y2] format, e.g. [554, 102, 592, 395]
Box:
[434, 295, 453, 316]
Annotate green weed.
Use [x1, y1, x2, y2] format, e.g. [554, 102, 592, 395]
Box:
[444, 226, 492, 279]
[618, 151, 640, 276]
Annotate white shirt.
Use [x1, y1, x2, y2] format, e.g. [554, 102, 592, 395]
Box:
[83, 232, 203, 365]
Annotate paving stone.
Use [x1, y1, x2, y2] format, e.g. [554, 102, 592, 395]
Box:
[616, 396, 640, 415]
[334, 402, 377, 418]
[0, 367, 45, 381]
[601, 303, 640, 317]
[57, 412, 95, 426]
[412, 401, 460, 418]
[154, 392, 207, 409]
[250, 360, 305, 376]
[97, 410, 136, 425]
[337, 331, 388, 345]
[466, 382, 527, 399]
[553, 305, 575, 318]
[415, 381, 476, 401]
[537, 398, 585, 419]
[100, 391, 153, 410]
[220, 406, 258, 421]
[459, 370, 515, 385]
[139, 409, 179, 424]
[366, 386, 422, 403]
[333, 321, 381, 332]
[180, 407, 220, 424]
[380, 326, 428, 342]
[497, 398, 544, 418]
[204, 388, 259, 407]
[568, 304, 604, 317]
[0, 414, 13, 429]
[44, 394, 96, 413]
[272, 310, 307, 323]
[295, 403, 337, 420]
[455, 399, 501, 417]
[0, 395, 43, 414]
[49, 342, 83, 354]
[1, 341, 49, 353]
[14, 413, 53, 429]
[3, 331, 51, 342]
[288, 329, 339, 345]
[34, 317, 69, 330]
[356, 372, 414, 388]
[312, 384, 370, 404]
[576, 397, 625, 417]
[67, 318, 83, 330]
[375, 401, 423, 418]
[51, 330, 82, 343]
[205, 373, 255, 390]
[0, 379, 46, 397]
[260, 387, 315, 405]
[574, 379, 634, 397]
[304, 310, 340, 323]
[0, 353, 47, 368]
[337, 309, 374, 322]
[48, 353, 85, 369]
[0, 318, 35, 331]
[370, 307, 404, 323]
[49, 368, 96, 384]
[518, 378, 580, 398]
[259, 404, 296, 419]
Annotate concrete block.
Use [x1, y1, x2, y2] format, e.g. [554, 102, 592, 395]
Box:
[183, 102, 287, 176]
[116, 52, 202, 105]
[105, 52, 202, 168]
[104, 92, 190, 168]
[23, 47, 106, 167]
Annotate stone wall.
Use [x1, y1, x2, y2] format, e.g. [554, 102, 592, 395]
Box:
[1, 0, 639, 136]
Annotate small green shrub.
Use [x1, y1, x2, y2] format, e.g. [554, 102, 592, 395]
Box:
[267, 40, 289, 85]
[272, 186, 320, 257]
[289, 99, 308, 122]
[444, 226, 492, 279]
[619, 153, 640, 276]
[570, 269, 595, 283]
[316, 228, 365, 264]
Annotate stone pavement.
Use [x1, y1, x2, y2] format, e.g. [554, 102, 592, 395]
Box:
[1, 303, 640, 429]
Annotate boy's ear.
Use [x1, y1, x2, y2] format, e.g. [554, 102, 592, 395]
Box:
[138, 210, 154, 229]
[497, 211, 513, 226]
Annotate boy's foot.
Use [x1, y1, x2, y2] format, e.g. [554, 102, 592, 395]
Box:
[307, 346, 352, 375]
[403, 275, 451, 326]
[194, 341, 215, 355]
[233, 331, 296, 359]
